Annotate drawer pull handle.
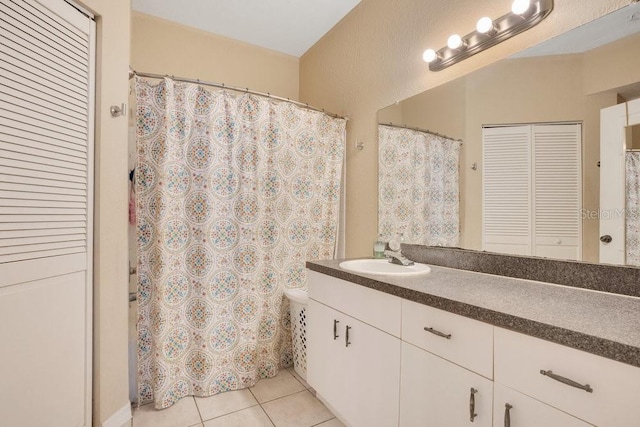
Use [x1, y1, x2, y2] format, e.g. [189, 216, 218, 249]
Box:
[424, 326, 451, 339]
[469, 388, 478, 422]
[345, 325, 352, 347]
[504, 403, 512, 427]
[333, 319, 339, 340]
[539, 370, 593, 393]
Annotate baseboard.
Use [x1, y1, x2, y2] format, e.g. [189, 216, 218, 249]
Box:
[102, 402, 132, 427]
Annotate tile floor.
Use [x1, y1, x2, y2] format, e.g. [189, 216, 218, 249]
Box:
[132, 367, 344, 427]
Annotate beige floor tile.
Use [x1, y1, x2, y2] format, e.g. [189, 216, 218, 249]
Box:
[262, 390, 333, 427]
[287, 367, 311, 389]
[203, 406, 274, 427]
[133, 397, 201, 427]
[196, 389, 258, 421]
[250, 369, 306, 403]
[313, 418, 345, 427]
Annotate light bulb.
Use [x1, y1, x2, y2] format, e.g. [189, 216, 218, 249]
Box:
[476, 17, 494, 34]
[447, 34, 463, 49]
[422, 49, 437, 63]
[511, 0, 531, 15]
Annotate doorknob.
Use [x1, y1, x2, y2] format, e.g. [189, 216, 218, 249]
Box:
[600, 235, 612, 243]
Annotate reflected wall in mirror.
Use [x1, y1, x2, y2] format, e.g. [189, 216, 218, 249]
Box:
[628, 124, 640, 150]
[378, 3, 640, 264]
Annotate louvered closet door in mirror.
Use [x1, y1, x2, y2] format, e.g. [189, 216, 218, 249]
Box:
[0, 1, 95, 426]
[482, 125, 533, 255]
[483, 124, 582, 260]
[533, 124, 582, 260]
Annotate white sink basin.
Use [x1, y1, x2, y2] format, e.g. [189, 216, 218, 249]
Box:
[339, 259, 431, 276]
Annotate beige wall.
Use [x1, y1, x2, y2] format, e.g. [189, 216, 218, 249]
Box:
[131, 12, 299, 100]
[300, 0, 629, 257]
[584, 32, 640, 96]
[77, 0, 132, 426]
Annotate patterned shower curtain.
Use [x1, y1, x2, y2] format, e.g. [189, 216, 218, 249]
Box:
[378, 125, 461, 246]
[627, 152, 640, 266]
[135, 77, 345, 408]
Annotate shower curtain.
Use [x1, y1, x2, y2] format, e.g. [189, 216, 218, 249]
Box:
[135, 77, 346, 408]
[378, 125, 461, 246]
[627, 152, 640, 266]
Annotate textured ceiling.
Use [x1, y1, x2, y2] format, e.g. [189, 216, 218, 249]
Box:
[131, 0, 361, 57]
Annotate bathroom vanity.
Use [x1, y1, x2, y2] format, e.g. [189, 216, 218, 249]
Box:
[305, 258, 640, 427]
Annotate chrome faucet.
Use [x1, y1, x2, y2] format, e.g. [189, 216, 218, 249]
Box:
[384, 232, 414, 266]
[384, 249, 414, 266]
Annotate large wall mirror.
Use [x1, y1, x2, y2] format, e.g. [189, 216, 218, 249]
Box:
[378, 3, 640, 265]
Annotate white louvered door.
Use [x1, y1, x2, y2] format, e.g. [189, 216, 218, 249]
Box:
[533, 124, 582, 260]
[0, 0, 95, 426]
[483, 125, 532, 255]
[483, 124, 582, 260]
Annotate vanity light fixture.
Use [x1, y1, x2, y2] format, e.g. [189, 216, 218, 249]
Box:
[423, 0, 553, 71]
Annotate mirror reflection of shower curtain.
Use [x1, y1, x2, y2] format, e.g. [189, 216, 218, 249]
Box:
[134, 77, 346, 409]
[378, 125, 461, 246]
[627, 152, 640, 266]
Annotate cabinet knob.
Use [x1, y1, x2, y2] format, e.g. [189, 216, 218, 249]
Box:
[600, 234, 613, 244]
[345, 325, 352, 347]
[333, 319, 339, 340]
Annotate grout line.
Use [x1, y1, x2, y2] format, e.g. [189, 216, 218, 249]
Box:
[200, 402, 260, 423]
[191, 396, 204, 424]
[310, 417, 337, 427]
[256, 387, 310, 405]
[258, 403, 277, 427]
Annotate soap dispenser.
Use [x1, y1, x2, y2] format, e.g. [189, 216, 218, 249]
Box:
[373, 234, 386, 258]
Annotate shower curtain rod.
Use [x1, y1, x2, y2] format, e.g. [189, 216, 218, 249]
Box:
[129, 68, 348, 121]
[379, 122, 463, 143]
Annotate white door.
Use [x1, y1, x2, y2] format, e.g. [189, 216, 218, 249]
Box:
[308, 299, 401, 427]
[0, 1, 95, 426]
[307, 300, 348, 420]
[400, 342, 493, 427]
[600, 98, 640, 264]
[340, 313, 400, 427]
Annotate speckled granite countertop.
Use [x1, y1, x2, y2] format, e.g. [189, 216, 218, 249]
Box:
[306, 259, 640, 368]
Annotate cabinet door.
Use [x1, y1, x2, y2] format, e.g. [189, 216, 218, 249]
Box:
[308, 299, 401, 427]
[400, 342, 493, 427]
[341, 312, 401, 427]
[307, 300, 347, 418]
[493, 383, 592, 427]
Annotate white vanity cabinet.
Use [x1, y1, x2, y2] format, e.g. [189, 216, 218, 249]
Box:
[307, 271, 402, 427]
[306, 268, 640, 427]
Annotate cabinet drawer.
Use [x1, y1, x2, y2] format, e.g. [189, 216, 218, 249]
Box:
[307, 270, 401, 337]
[495, 327, 640, 427]
[493, 383, 592, 427]
[401, 299, 493, 378]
